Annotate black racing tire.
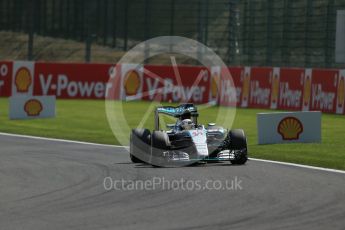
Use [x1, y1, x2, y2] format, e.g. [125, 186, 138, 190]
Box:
[151, 131, 170, 150]
[133, 128, 151, 145]
[130, 128, 151, 163]
[130, 151, 143, 163]
[228, 129, 248, 165]
[150, 131, 170, 166]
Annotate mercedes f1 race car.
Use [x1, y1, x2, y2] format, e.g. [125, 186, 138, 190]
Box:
[129, 103, 248, 167]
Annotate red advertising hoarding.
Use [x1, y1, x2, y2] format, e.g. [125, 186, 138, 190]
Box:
[142, 65, 210, 104]
[0, 61, 13, 97]
[248, 67, 273, 109]
[0, 60, 344, 115]
[219, 67, 243, 107]
[277, 68, 305, 111]
[309, 69, 339, 114]
[33, 62, 115, 99]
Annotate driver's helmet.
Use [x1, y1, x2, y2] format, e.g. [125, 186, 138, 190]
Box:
[181, 119, 194, 130]
[181, 111, 191, 120]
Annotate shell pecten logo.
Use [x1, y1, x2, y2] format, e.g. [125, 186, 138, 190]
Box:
[123, 70, 140, 96]
[24, 99, 43, 116]
[277, 116, 303, 140]
[15, 67, 32, 93]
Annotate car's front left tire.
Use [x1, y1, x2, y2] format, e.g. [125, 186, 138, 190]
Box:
[150, 130, 170, 166]
[130, 128, 151, 163]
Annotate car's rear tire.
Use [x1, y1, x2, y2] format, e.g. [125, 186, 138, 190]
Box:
[150, 131, 170, 166]
[130, 128, 151, 163]
[228, 129, 248, 165]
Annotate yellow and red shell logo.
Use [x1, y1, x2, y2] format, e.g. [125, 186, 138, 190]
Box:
[15, 67, 32, 93]
[24, 99, 43, 116]
[211, 72, 220, 98]
[271, 74, 279, 103]
[241, 73, 250, 101]
[277, 116, 303, 140]
[303, 75, 311, 106]
[337, 77, 344, 107]
[123, 70, 140, 96]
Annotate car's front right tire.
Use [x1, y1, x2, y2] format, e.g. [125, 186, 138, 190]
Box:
[228, 129, 248, 165]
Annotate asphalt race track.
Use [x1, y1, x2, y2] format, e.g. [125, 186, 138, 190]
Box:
[0, 134, 344, 230]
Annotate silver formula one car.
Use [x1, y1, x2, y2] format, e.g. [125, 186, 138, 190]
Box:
[129, 103, 248, 167]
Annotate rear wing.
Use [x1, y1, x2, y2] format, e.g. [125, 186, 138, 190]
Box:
[154, 104, 198, 130]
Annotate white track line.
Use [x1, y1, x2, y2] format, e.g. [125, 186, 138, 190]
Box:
[0, 132, 127, 148]
[249, 158, 345, 174]
[0, 132, 343, 174]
